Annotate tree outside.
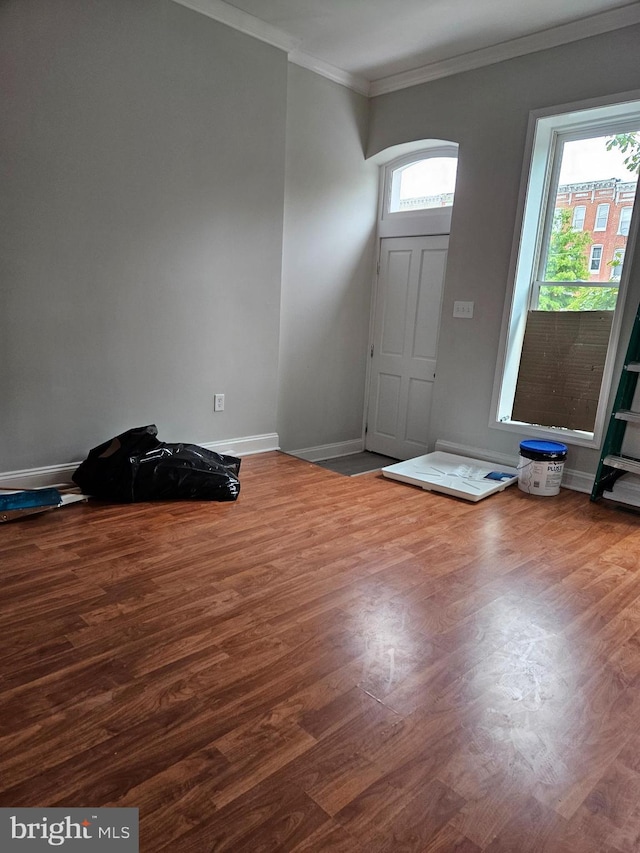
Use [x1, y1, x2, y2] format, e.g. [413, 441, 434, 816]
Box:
[539, 208, 618, 310]
[606, 132, 640, 175]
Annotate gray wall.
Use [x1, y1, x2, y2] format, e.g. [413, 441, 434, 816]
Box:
[369, 25, 640, 475]
[0, 0, 287, 471]
[5, 2, 640, 479]
[278, 65, 378, 452]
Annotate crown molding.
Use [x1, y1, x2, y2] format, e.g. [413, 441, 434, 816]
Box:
[170, 0, 640, 98]
[170, 0, 299, 53]
[288, 50, 370, 96]
[370, 2, 640, 96]
[171, 0, 370, 92]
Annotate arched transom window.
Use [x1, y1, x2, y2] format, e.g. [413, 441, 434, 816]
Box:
[389, 153, 458, 213]
[378, 144, 459, 237]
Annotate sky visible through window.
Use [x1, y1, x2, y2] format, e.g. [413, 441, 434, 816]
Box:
[398, 157, 457, 200]
[559, 134, 638, 183]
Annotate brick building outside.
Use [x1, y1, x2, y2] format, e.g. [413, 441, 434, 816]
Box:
[554, 179, 636, 282]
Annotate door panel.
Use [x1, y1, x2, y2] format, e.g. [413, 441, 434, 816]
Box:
[375, 373, 401, 437]
[381, 251, 411, 355]
[405, 377, 431, 444]
[366, 235, 448, 460]
[413, 248, 446, 359]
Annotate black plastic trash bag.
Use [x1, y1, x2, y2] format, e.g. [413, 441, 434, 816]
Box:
[72, 425, 241, 502]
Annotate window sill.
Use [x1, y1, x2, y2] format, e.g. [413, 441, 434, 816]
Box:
[490, 417, 599, 449]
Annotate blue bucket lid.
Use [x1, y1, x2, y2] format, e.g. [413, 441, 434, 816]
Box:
[520, 439, 568, 454]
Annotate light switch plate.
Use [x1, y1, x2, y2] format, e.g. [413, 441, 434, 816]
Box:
[453, 300, 474, 318]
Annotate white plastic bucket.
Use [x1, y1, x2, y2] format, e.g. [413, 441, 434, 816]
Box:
[518, 440, 567, 496]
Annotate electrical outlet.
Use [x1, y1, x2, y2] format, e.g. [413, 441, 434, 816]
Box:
[453, 300, 474, 319]
[214, 393, 225, 412]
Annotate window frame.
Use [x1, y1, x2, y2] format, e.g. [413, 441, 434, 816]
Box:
[610, 247, 625, 280]
[594, 203, 610, 231]
[491, 93, 640, 449]
[619, 206, 633, 236]
[572, 205, 587, 230]
[589, 244, 604, 273]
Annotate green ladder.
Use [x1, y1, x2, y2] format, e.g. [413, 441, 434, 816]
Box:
[591, 301, 640, 502]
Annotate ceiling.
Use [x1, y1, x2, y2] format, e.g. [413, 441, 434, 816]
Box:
[173, 0, 640, 95]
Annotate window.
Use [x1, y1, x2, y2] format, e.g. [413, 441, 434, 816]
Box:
[388, 155, 457, 213]
[493, 95, 640, 447]
[619, 206, 633, 235]
[379, 143, 459, 238]
[589, 245, 603, 273]
[610, 248, 625, 280]
[594, 203, 610, 230]
[572, 205, 586, 230]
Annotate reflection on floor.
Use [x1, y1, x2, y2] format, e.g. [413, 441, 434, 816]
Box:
[314, 451, 399, 476]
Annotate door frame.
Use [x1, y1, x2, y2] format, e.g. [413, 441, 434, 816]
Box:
[362, 145, 457, 451]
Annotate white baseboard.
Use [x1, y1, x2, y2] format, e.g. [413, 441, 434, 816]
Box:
[434, 438, 594, 494]
[560, 467, 594, 494]
[0, 433, 280, 491]
[0, 462, 80, 491]
[200, 433, 280, 458]
[603, 475, 640, 506]
[434, 440, 518, 469]
[287, 439, 364, 463]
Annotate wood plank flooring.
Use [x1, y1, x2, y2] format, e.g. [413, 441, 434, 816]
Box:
[2, 451, 640, 851]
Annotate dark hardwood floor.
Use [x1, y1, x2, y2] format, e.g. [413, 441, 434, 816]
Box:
[2, 451, 640, 851]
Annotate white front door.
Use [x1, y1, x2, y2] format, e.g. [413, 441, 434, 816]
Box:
[365, 235, 448, 460]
